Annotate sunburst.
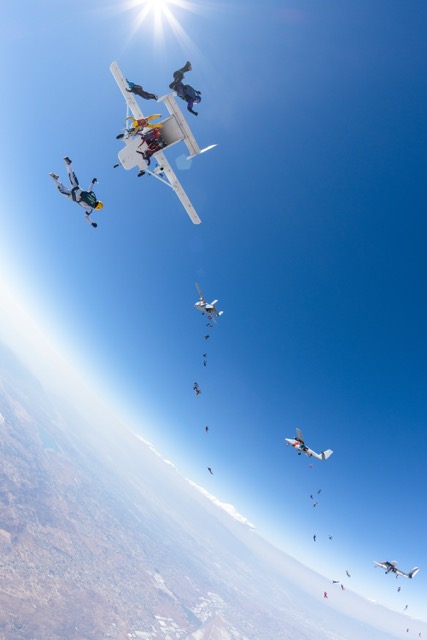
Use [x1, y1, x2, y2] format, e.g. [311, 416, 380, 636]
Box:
[120, 0, 204, 39]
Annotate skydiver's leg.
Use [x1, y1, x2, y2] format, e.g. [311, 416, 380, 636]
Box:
[49, 173, 72, 199]
[138, 87, 158, 100]
[169, 62, 192, 89]
[64, 158, 79, 188]
[173, 61, 192, 81]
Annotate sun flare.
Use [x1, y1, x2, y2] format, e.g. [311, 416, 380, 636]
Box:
[115, 0, 208, 55]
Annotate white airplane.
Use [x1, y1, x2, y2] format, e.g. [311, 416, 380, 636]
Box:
[110, 61, 217, 224]
[373, 561, 420, 579]
[194, 283, 223, 318]
[285, 428, 333, 461]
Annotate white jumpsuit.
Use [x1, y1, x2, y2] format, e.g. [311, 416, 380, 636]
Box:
[49, 159, 97, 225]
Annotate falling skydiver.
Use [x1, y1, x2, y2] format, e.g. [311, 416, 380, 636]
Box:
[169, 61, 202, 116]
[49, 157, 103, 228]
[126, 79, 157, 101]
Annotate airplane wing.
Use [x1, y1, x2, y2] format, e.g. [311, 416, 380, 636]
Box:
[195, 283, 205, 301]
[373, 561, 387, 569]
[110, 61, 145, 120]
[296, 428, 304, 443]
[111, 61, 202, 225]
[154, 151, 201, 224]
[160, 93, 201, 157]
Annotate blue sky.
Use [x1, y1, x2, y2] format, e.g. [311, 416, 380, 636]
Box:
[1, 0, 426, 625]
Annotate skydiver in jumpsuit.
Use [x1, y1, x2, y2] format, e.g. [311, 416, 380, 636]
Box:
[169, 61, 202, 116]
[49, 157, 103, 228]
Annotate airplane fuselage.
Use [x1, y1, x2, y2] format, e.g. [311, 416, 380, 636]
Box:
[285, 438, 317, 458]
[195, 301, 221, 316]
[285, 438, 333, 461]
[373, 561, 420, 579]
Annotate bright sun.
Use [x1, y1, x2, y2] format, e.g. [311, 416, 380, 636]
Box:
[136, 0, 171, 18]
[119, 0, 202, 50]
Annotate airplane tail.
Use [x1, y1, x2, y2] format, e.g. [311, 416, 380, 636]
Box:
[321, 449, 333, 461]
[409, 567, 420, 578]
[211, 299, 218, 306]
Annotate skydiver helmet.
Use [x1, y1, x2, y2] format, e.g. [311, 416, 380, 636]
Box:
[94, 201, 104, 210]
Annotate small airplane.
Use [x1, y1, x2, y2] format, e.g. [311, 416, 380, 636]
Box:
[194, 283, 223, 318]
[373, 561, 420, 579]
[285, 428, 333, 461]
[110, 61, 216, 224]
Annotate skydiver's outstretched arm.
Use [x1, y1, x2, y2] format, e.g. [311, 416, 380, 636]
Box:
[87, 177, 97, 191]
[84, 213, 97, 229]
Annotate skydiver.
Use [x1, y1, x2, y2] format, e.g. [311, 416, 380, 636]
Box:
[340, 584, 345, 591]
[138, 128, 164, 151]
[204, 335, 210, 340]
[332, 580, 339, 584]
[126, 79, 158, 101]
[404, 605, 408, 611]
[313, 534, 316, 542]
[313, 501, 318, 508]
[205, 426, 209, 433]
[310, 494, 314, 500]
[206, 323, 213, 328]
[49, 157, 103, 228]
[207, 467, 213, 475]
[398, 587, 401, 592]
[317, 489, 322, 494]
[203, 360, 207, 367]
[169, 61, 202, 116]
[346, 570, 351, 578]
[136, 147, 157, 166]
[323, 592, 328, 599]
[329, 535, 333, 540]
